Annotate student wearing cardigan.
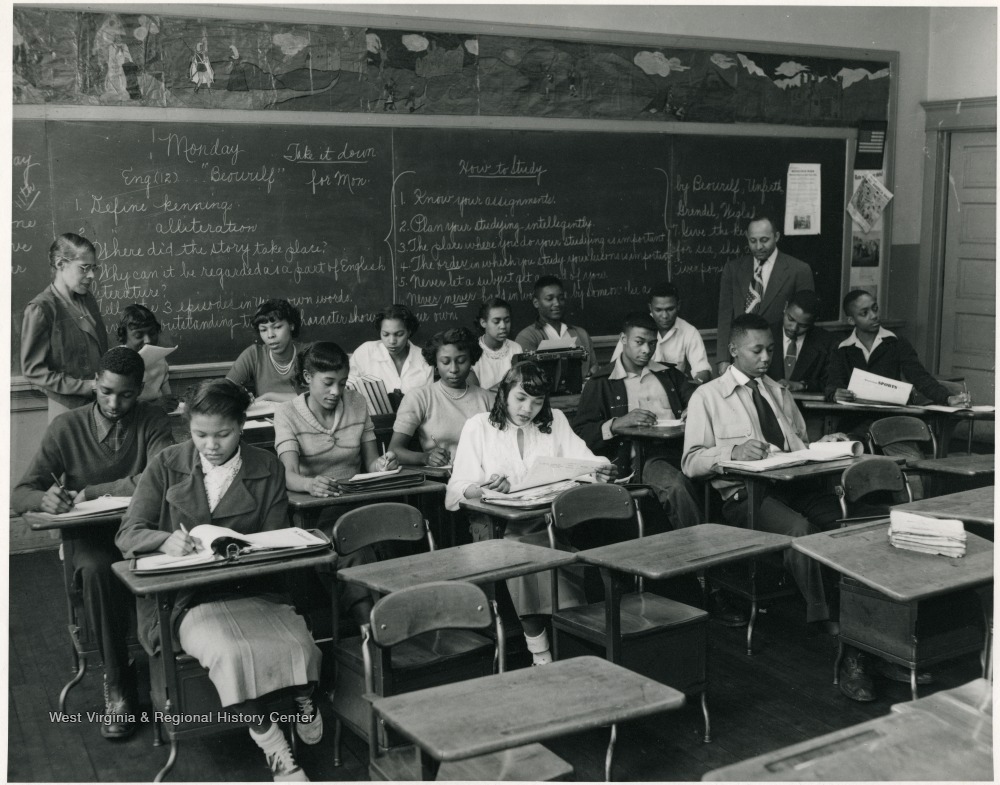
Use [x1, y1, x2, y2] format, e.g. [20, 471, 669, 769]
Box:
[11, 347, 174, 739]
[20, 233, 109, 421]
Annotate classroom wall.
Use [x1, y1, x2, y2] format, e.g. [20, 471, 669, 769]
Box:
[927, 7, 997, 101]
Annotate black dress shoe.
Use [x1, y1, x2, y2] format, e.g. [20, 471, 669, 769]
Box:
[707, 592, 748, 627]
[839, 654, 876, 702]
[875, 659, 933, 685]
[100, 676, 137, 740]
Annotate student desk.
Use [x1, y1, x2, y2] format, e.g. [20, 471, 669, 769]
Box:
[369, 655, 686, 781]
[910, 454, 994, 488]
[287, 481, 450, 544]
[611, 423, 686, 483]
[717, 456, 905, 654]
[337, 539, 576, 598]
[25, 510, 129, 713]
[792, 520, 993, 700]
[892, 485, 995, 527]
[112, 551, 338, 783]
[889, 678, 992, 729]
[701, 705, 992, 781]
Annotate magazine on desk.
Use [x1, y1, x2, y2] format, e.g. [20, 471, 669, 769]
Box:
[720, 441, 864, 473]
[133, 524, 331, 573]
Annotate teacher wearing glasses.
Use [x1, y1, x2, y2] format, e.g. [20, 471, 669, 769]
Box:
[21, 233, 109, 421]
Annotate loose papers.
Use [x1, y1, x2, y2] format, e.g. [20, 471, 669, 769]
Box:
[888, 510, 966, 558]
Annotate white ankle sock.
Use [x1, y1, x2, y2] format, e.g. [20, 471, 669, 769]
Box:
[525, 630, 552, 664]
[250, 722, 283, 749]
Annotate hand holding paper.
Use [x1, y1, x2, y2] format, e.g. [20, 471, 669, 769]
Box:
[846, 369, 912, 405]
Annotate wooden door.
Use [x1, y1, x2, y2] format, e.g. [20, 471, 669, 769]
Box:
[939, 130, 996, 440]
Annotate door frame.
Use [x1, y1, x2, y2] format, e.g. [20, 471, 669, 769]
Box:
[917, 96, 996, 370]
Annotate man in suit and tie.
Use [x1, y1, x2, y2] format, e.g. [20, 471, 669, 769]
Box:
[716, 216, 815, 375]
[765, 290, 836, 392]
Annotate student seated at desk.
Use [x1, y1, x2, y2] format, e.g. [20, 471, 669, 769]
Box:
[610, 282, 713, 384]
[471, 297, 524, 391]
[446, 361, 617, 664]
[11, 347, 174, 740]
[514, 275, 599, 377]
[117, 304, 179, 412]
[764, 290, 836, 393]
[116, 380, 321, 782]
[575, 311, 702, 530]
[226, 299, 306, 403]
[389, 327, 494, 468]
[682, 314, 845, 637]
[349, 303, 433, 397]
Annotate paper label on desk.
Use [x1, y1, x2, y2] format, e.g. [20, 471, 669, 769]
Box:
[847, 369, 912, 405]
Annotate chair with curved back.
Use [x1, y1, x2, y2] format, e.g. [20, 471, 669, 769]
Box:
[362, 581, 573, 781]
[868, 416, 937, 498]
[834, 455, 913, 525]
[546, 483, 711, 744]
[330, 503, 496, 768]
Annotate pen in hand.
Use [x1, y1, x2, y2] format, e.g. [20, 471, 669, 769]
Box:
[49, 472, 75, 507]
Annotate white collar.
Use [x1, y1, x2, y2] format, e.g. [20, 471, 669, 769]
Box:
[839, 326, 896, 349]
[759, 247, 778, 268]
[376, 340, 416, 364]
[728, 366, 764, 387]
[610, 357, 667, 381]
[200, 447, 242, 476]
[657, 323, 679, 342]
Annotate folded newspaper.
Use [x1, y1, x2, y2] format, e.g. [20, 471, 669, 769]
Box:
[888, 510, 966, 558]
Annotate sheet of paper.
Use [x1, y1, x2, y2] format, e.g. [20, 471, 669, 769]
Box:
[655, 417, 684, 427]
[536, 336, 579, 351]
[784, 163, 821, 235]
[48, 496, 132, 519]
[243, 419, 272, 430]
[508, 457, 607, 492]
[848, 171, 893, 233]
[348, 467, 402, 482]
[138, 344, 178, 362]
[245, 400, 276, 418]
[847, 368, 912, 405]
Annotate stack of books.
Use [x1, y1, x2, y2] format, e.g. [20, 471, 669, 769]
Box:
[888, 510, 966, 558]
[347, 374, 394, 415]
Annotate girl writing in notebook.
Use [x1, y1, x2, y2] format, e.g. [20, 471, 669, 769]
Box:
[116, 379, 320, 781]
[446, 361, 616, 664]
[389, 327, 494, 468]
[226, 299, 306, 402]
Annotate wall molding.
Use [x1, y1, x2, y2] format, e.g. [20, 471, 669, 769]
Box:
[917, 96, 997, 368]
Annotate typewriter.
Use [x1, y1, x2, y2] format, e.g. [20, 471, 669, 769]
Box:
[512, 346, 589, 395]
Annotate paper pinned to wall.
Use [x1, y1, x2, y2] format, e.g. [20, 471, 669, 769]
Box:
[848, 171, 893, 233]
[784, 163, 821, 235]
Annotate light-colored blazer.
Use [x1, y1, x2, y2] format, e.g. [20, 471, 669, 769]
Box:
[682, 369, 809, 499]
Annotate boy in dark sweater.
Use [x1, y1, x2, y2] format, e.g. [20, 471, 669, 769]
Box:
[11, 347, 174, 738]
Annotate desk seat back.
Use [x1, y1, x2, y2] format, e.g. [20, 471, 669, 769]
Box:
[333, 503, 431, 555]
[837, 457, 912, 516]
[368, 581, 494, 648]
[869, 416, 936, 456]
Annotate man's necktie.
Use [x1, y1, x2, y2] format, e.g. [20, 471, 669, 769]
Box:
[784, 337, 798, 380]
[108, 420, 125, 453]
[749, 378, 785, 449]
[745, 263, 764, 313]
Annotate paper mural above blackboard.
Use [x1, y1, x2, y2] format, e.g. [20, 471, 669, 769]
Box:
[13, 7, 890, 126]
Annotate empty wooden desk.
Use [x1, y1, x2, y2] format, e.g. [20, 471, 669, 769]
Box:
[890, 677, 992, 730]
[702, 707, 992, 781]
[911, 453, 994, 483]
[892, 485, 994, 531]
[112, 550, 338, 782]
[370, 655, 686, 781]
[338, 538, 576, 597]
[793, 520, 993, 699]
[612, 422, 685, 483]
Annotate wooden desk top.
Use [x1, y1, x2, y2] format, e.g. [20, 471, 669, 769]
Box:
[791, 391, 826, 402]
[792, 521, 993, 602]
[911, 454, 995, 477]
[111, 550, 338, 595]
[372, 655, 685, 763]
[337, 539, 576, 594]
[723, 455, 905, 483]
[287, 480, 444, 509]
[575, 524, 791, 580]
[614, 423, 686, 440]
[891, 678, 993, 732]
[24, 510, 125, 531]
[892, 486, 995, 526]
[702, 708, 992, 781]
[799, 399, 928, 416]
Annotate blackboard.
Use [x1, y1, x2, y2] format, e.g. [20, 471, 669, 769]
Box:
[11, 118, 847, 371]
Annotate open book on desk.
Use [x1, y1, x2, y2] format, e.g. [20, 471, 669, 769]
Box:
[133, 524, 330, 573]
[720, 441, 864, 473]
[40, 496, 132, 521]
[482, 479, 580, 508]
[508, 456, 609, 493]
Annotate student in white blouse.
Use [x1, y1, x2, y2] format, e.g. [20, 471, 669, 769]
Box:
[471, 297, 524, 391]
[447, 361, 616, 665]
[349, 304, 433, 396]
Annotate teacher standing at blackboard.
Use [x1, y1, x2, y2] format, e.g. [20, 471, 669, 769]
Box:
[21, 233, 109, 421]
[716, 216, 814, 375]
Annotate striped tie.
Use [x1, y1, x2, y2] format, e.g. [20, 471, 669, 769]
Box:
[745, 263, 764, 313]
[784, 337, 798, 380]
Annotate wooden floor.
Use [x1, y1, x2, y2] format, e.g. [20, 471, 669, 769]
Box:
[8, 547, 987, 782]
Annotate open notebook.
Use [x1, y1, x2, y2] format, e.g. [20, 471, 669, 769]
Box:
[133, 524, 330, 573]
[39, 496, 131, 521]
[720, 441, 864, 473]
